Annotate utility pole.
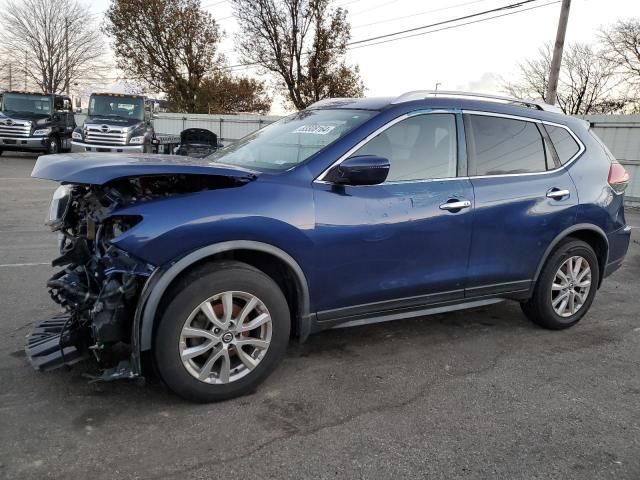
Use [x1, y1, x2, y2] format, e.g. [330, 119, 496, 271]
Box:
[65, 18, 70, 96]
[8, 64, 12, 90]
[24, 50, 27, 90]
[545, 0, 571, 105]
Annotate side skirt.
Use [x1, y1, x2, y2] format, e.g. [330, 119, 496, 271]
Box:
[311, 280, 531, 333]
[332, 298, 504, 329]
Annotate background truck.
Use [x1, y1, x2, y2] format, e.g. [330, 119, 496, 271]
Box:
[0, 91, 75, 155]
[71, 93, 180, 154]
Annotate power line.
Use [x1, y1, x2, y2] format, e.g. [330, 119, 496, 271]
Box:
[349, 0, 405, 17]
[352, 0, 494, 30]
[73, 0, 558, 82]
[202, 0, 228, 8]
[349, 0, 539, 46]
[347, 0, 559, 50]
[224, 0, 548, 71]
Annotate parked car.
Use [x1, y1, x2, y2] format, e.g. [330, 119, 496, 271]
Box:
[28, 91, 631, 402]
[174, 128, 220, 158]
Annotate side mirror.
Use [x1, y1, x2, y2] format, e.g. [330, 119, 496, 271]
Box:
[325, 155, 390, 186]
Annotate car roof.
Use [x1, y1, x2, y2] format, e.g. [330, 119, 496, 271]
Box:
[307, 91, 587, 131]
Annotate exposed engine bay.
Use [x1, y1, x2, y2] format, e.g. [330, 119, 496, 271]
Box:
[26, 174, 241, 379]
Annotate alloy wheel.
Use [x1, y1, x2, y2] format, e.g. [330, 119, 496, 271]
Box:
[179, 291, 272, 384]
[550, 255, 592, 318]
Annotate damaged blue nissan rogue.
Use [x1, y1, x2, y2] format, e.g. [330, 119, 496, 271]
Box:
[28, 91, 631, 402]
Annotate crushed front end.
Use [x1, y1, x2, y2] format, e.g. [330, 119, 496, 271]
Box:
[26, 178, 171, 379]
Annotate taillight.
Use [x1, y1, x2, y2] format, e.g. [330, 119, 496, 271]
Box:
[608, 162, 629, 193]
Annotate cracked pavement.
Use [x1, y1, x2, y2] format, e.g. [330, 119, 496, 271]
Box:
[1, 153, 639, 479]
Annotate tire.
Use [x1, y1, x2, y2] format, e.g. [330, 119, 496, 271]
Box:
[0, 150, 3, 156]
[46, 136, 59, 155]
[521, 239, 599, 330]
[153, 261, 291, 402]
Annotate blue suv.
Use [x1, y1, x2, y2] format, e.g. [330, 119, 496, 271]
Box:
[29, 91, 631, 402]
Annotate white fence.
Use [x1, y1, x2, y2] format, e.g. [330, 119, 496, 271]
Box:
[75, 112, 281, 144]
[73, 112, 640, 206]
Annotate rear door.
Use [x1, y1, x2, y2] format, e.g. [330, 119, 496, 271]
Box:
[463, 112, 580, 298]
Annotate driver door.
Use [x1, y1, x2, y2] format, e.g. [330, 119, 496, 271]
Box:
[311, 112, 474, 320]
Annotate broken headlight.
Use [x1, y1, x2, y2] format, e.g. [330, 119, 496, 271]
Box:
[46, 184, 72, 231]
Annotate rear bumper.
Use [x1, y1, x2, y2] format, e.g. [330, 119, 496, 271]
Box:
[604, 225, 632, 278]
[0, 136, 48, 151]
[71, 141, 144, 153]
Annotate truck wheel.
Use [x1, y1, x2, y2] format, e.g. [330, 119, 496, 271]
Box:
[153, 261, 291, 402]
[46, 136, 59, 155]
[521, 239, 599, 330]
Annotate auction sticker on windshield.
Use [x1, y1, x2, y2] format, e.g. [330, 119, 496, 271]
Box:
[293, 124, 337, 135]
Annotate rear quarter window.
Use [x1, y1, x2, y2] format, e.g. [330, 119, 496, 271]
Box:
[545, 125, 581, 165]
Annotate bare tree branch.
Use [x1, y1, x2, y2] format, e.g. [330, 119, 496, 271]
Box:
[231, 0, 364, 110]
[0, 0, 108, 93]
[504, 42, 622, 114]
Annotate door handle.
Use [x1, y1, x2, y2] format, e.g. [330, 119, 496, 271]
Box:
[546, 188, 570, 199]
[439, 199, 472, 211]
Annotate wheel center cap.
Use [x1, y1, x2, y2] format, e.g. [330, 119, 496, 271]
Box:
[222, 332, 234, 343]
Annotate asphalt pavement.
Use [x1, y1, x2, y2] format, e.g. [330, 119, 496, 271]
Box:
[1, 153, 639, 479]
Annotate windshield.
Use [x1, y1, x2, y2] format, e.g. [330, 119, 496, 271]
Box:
[1, 94, 51, 116]
[207, 109, 376, 172]
[89, 95, 145, 121]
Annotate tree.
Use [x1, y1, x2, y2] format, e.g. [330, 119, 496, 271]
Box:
[504, 42, 621, 115]
[231, 0, 365, 110]
[194, 73, 272, 114]
[600, 19, 640, 91]
[104, 0, 223, 112]
[0, 0, 106, 94]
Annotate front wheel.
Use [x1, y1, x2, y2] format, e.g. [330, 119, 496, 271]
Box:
[46, 136, 59, 155]
[521, 239, 599, 330]
[154, 261, 291, 402]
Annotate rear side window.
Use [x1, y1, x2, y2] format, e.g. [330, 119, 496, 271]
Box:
[465, 115, 547, 176]
[545, 125, 580, 164]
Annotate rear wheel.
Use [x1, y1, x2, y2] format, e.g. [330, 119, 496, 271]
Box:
[153, 261, 290, 402]
[521, 239, 599, 329]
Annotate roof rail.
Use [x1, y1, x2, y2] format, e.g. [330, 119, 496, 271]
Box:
[391, 90, 562, 113]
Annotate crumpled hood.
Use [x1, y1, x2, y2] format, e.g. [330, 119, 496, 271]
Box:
[31, 152, 259, 185]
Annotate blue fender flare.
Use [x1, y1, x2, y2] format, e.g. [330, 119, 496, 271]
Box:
[131, 241, 312, 374]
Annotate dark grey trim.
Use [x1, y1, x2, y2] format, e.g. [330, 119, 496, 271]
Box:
[333, 298, 505, 329]
[455, 112, 468, 177]
[315, 289, 464, 325]
[137, 241, 311, 352]
[313, 280, 532, 332]
[130, 267, 163, 375]
[465, 280, 532, 297]
[531, 223, 609, 288]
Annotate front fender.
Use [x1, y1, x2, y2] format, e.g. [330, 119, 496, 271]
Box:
[132, 240, 313, 366]
[111, 179, 314, 266]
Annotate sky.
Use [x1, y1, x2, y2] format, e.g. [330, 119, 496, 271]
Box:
[4, 0, 640, 113]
